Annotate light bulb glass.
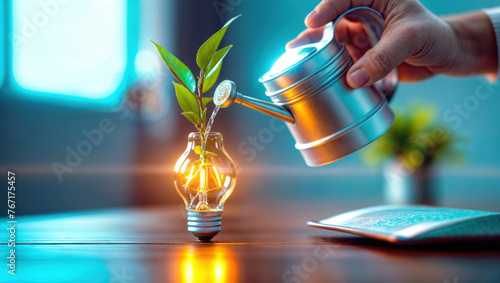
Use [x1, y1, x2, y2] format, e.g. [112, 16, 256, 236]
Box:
[174, 132, 236, 212]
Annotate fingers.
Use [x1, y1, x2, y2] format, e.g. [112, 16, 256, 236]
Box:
[286, 18, 366, 51]
[334, 19, 369, 59]
[286, 27, 325, 50]
[306, 0, 389, 28]
[334, 18, 356, 45]
[337, 20, 432, 84]
[397, 63, 435, 82]
[346, 28, 415, 88]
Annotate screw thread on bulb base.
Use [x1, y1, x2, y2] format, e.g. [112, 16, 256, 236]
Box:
[187, 210, 222, 242]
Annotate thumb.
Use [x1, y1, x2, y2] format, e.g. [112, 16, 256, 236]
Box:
[346, 29, 415, 88]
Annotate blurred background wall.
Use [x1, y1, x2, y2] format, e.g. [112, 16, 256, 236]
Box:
[1, 0, 499, 215]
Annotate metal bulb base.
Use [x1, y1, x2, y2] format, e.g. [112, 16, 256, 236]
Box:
[187, 210, 222, 242]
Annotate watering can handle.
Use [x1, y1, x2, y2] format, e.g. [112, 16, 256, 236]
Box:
[322, 7, 398, 102]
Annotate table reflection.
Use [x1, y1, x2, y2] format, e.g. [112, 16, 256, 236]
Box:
[176, 245, 238, 283]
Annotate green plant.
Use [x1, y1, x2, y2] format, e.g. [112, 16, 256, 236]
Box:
[151, 15, 240, 130]
[150, 15, 240, 159]
[362, 103, 466, 170]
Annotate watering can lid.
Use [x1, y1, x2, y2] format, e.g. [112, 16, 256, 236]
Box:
[259, 21, 340, 87]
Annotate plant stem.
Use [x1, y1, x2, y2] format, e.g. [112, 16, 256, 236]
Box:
[197, 70, 206, 131]
[197, 70, 206, 155]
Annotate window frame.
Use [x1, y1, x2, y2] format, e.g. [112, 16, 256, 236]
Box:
[3, 0, 139, 110]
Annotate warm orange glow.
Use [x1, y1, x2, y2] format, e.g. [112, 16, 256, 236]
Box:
[177, 246, 238, 283]
[183, 261, 194, 283]
[183, 163, 224, 193]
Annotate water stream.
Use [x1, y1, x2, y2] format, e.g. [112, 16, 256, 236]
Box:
[202, 106, 220, 150]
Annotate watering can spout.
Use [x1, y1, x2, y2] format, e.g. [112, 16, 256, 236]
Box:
[214, 80, 295, 124]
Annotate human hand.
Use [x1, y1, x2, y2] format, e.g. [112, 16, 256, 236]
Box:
[287, 0, 498, 88]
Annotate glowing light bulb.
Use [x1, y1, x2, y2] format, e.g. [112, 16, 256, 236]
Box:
[174, 132, 237, 242]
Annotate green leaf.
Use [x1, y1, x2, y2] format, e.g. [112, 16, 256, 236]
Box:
[196, 15, 241, 70]
[181, 112, 200, 125]
[202, 97, 213, 108]
[206, 151, 218, 157]
[173, 82, 200, 116]
[194, 146, 203, 155]
[192, 160, 202, 166]
[201, 45, 232, 93]
[203, 63, 222, 93]
[205, 45, 232, 75]
[150, 40, 196, 92]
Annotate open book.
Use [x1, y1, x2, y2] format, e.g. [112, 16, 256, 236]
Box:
[307, 205, 500, 245]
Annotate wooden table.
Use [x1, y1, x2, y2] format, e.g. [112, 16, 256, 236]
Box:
[2, 200, 500, 283]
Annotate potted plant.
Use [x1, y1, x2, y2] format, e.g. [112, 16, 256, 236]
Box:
[362, 103, 465, 205]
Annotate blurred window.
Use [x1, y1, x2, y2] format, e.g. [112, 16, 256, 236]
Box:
[11, 0, 128, 101]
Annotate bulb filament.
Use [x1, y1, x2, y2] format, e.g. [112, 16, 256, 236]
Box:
[183, 158, 225, 210]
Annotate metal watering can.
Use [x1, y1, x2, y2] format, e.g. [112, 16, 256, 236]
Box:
[214, 7, 398, 167]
